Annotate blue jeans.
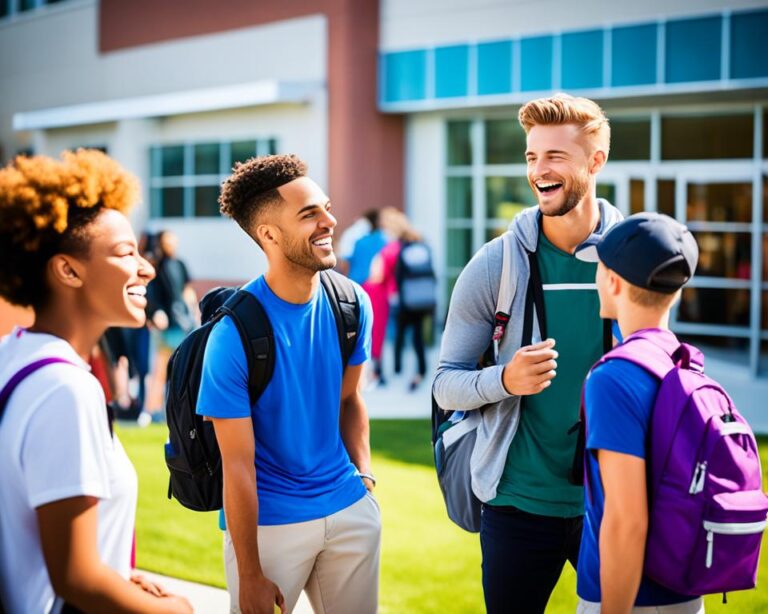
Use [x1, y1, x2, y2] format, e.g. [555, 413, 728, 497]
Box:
[480, 504, 582, 614]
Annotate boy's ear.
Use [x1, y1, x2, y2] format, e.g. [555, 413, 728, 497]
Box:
[607, 268, 623, 297]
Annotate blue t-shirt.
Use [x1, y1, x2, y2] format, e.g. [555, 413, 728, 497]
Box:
[577, 357, 696, 606]
[347, 230, 388, 284]
[197, 275, 372, 526]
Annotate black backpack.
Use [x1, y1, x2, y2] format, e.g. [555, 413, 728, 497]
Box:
[396, 240, 437, 312]
[164, 269, 360, 512]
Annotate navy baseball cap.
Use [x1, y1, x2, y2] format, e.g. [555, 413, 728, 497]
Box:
[596, 213, 699, 294]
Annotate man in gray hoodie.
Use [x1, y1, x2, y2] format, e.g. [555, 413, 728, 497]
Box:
[433, 94, 623, 614]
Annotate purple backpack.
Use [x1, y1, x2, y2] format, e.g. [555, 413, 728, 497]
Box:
[590, 328, 768, 596]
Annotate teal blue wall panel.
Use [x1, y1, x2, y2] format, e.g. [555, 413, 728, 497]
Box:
[561, 30, 603, 89]
[665, 16, 722, 83]
[520, 35, 553, 91]
[435, 45, 469, 98]
[383, 50, 427, 102]
[611, 23, 657, 86]
[731, 9, 768, 79]
[478, 40, 513, 95]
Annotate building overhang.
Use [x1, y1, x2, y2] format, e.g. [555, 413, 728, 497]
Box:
[12, 80, 324, 131]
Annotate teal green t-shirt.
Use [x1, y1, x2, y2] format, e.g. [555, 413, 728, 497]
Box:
[490, 231, 604, 517]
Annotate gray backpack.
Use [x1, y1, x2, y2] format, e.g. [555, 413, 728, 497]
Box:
[431, 232, 516, 532]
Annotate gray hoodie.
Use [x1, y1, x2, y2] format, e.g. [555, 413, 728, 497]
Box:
[433, 200, 624, 503]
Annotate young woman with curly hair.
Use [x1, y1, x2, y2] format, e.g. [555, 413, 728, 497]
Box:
[0, 150, 191, 614]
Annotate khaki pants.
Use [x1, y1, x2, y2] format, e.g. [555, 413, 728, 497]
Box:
[577, 597, 704, 613]
[224, 493, 381, 614]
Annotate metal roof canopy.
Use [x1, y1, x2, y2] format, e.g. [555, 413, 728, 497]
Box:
[12, 80, 323, 131]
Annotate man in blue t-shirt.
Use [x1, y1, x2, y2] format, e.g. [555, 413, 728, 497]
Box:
[578, 213, 702, 613]
[197, 155, 380, 614]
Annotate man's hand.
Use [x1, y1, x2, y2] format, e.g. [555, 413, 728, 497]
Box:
[501, 339, 558, 396]
[239, 574, 285, 614]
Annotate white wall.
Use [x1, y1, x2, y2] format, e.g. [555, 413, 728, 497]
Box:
[381, 0, 768, 50]
[0, 1, 327, 156]
[0, 2, 329, 282]
[404, 113, 446, 310]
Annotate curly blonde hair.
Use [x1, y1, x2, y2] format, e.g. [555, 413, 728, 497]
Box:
[0, 149, 139, 308]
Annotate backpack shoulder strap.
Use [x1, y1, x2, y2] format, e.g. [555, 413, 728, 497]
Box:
[490, 231, 518, 363]
[219, 290, 275, 406]
[0, 357, 76, 423]
[320, 270, 361, 370]
[600, 333, 679, 381]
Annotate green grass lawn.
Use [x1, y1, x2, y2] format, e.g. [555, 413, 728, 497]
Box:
[120, 421, 768, 613]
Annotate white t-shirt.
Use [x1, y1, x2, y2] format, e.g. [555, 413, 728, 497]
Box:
[0, 328, 138, 614]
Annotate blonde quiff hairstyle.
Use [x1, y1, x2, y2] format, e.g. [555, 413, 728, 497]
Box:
[518, 93, 610, 155]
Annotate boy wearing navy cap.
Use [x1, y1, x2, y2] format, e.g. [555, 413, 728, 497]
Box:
[577, 213, 703, 613]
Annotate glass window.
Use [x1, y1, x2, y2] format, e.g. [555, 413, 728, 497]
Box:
[194, 186, 221, 217]
[665, 16, 722, 83]
[446, 228, 473, 268]
[158, 187, 184, 218]
[447, 121, 472, 166]
[761, 341, 768, 375]
[383, 50, 427, 103]
[485, 119, 527, 165]
[686, 182, 752, 223]
[678, 288, 750, 326]
[435, 45, 469, 99]
[161, 146, 184, 177]
[0, 0, 9, 18]
[691, 231, 752, 279]
[658, 179, 675, 217]
[630, 179, 645, 215]
[486, 177, 535, 220]
[520, 35, 553, 92]
[764, 175, 768, 222]
[662, 115, 753, 160]
[763, 234, 768, 281]
[265, 138, 278, 155]
[230, 140, 256, 167]
[730, 9, 768, 80]
[19, 0, 36, 12]
[610, 119, 651, 160]
[561, 30, 603, 90]
[477, 41, 513, 96]
[764, 110, 768, 159]
[763, 291, 768, 329]
[597, 183, 616, 205]
[194, 143, 219, 175]
[611, 23, 657, 87]
[447, 177, 472, 219]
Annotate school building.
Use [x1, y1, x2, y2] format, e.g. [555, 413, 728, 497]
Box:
[1, 0, 767, 422]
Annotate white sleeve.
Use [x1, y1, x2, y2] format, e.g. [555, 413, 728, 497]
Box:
[21, 373, 112, 509]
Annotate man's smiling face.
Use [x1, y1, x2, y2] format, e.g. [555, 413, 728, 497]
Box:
[525, 123, 594, 217]
[273, 177, 337, 272]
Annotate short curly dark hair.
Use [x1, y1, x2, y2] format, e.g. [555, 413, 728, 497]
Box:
[219, 154, 307, 243]
[0, 149, 139, 309]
